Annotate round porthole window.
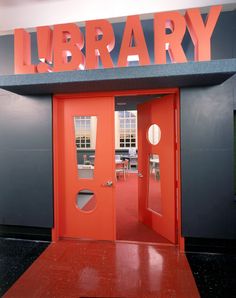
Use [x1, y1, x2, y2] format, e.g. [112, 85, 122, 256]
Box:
[76, 189, 96, 212]
[148, 124, 161, 145]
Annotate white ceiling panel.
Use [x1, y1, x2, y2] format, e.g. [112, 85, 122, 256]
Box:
[0, 0, 235, 34]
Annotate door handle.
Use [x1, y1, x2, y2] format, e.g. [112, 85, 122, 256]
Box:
[103, 181, 113, 187]
[137, 172, 143, 178]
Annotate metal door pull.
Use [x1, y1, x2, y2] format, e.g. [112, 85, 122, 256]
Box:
[103, 181, 113, 187]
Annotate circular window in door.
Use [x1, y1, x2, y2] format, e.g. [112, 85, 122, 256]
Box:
[148, 124, 161, 145]
[76, 189, 96, 212]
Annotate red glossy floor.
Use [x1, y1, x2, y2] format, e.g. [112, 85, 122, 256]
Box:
[116, 173, 170, 243]
[4, 240, 199, 297]
[4, 173, 199, 297]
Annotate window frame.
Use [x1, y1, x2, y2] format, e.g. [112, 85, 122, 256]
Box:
[74, 116, 97, 150]
[115, 110, 137, 150]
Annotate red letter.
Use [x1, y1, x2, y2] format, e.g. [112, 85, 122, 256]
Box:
[53, 23, 85, 72]
[86, 20, 115, 69]
[117, 15, 150, 67]
[14, 29, 36, 74]
[185, 6, 222, 61]
[37, 26, 53, 73]
[154, 12, 187, 64]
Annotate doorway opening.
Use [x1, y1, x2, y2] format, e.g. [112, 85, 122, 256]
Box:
[52, 88, 181, 247]
[114, 93, 177, 245]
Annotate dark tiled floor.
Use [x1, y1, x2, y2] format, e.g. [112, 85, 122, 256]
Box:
[187, 253, 236, 298]
[0, 238, 49, 296]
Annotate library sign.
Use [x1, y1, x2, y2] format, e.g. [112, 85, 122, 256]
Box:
[14, 6, 221, 74]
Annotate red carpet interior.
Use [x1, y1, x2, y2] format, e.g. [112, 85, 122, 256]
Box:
[4, 240, 199, 298]
[116, 173, 170, 244]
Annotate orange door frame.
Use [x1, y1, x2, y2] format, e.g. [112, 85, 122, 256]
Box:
[52, 88, 184, 251]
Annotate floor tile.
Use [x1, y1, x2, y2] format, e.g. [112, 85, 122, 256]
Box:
[4, 240, 199, 298]
[0, 238, 49, 296]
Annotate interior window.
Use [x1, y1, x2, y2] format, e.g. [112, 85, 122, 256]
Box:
[115, 110, 137, 149]
[74, 116, 97, 179]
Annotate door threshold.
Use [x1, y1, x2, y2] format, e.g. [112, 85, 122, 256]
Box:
[115, 239, 176, 247]
[56, 237, 177, 247]
[58, 237, 114, 243]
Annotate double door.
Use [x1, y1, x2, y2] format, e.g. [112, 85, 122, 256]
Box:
[53, 93, 177, 243]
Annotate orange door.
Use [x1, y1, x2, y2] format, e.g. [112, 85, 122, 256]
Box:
[137, 94, 176, 243]
[54, 95, 115, 240]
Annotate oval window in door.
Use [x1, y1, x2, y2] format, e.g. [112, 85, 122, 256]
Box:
[147, 124, 161, 145]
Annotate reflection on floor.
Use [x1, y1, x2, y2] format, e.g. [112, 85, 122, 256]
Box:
[4, 240, 199, 298]
[116, 173, 170, 243]
[3, 238, 236, 297]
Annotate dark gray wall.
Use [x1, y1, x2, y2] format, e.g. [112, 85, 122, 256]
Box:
[0, 33, 38, 75]
[181, 74, 236, 239]
[0, 89, 53, 228]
